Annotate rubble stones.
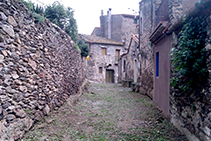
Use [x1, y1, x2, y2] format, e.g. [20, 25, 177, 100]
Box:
[0, 0, 84, 140]
[14, 108, 26, 118]
[43, 104, 50, 116]
[0, 107, 3, 121]
[5, 114, 15, 122]
[7, 16, 18, 27]
[0, 54, 4, 63]
[0, 12, 7, 21]
[2, 24, 15, 38]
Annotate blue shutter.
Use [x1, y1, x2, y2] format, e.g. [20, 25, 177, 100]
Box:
[156, 52, 159, 77]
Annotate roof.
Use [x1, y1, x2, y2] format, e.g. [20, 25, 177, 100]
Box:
[91, 27, 101, 35]
[79, 34, 123, 46]
[121, 34, 139, 57]
[101, 13, 138, 19]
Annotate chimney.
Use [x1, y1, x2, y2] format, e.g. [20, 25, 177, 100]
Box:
[101, 10, 103, 16]
[108, 8, 112, 39]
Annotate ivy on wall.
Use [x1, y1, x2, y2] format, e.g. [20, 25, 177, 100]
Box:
[170, 15, 209, 101]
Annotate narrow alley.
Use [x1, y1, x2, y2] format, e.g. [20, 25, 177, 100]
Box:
[22, 82, 187, 141]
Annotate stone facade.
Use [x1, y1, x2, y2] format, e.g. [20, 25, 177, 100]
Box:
[0, 0, 84, 140]
[119, 35, 141, 83]
[169, 0, 198, 24]
[138, 0, 163, 97]
[86, 10, 138, 83]
[80, 34, 123, 83]
[94, 10, 138, 52]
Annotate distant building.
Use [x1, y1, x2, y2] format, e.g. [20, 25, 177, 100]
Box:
[80, 9, 138, 83]
[80, 34, 123, 83]
[92, 9, 139, 52]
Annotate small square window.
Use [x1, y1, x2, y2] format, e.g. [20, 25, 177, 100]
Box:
[99, 67, 102, 74]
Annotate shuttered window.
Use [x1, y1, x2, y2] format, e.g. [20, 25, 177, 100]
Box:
[156, 52, 159, 77]
[101, 48, 106, 55]
[115, 49, 120, 61]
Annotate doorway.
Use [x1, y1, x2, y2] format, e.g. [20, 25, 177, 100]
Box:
[106, 69, 114, 83]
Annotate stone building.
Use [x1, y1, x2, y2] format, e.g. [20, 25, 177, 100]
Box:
[117, 0, 162, 95]
[119, 34, 141, 84]
[81, 9, 138, 83]
[92, 9, 139, 52]
[128, 0, 162, 97]
[149, 0, 211, 140]
[80, 34, 123, 83]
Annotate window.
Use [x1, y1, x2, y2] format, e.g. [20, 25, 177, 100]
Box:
[156, 52, 159, 77]
[99, 67, 102, 74]
[123, 60, 126, 72]
[115, 49, 120, 61]
[101, 48, 106, 55]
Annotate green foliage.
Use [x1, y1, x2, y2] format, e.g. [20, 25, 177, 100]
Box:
[76, 39, 89, 57]
[32, 12, 45, 24]
[21, 0, 78, 42]
[44, 1, 78, 42]
[21, 0, 34, 10]
[21, 0, 45, 24]
[34, 4, 44, 14]
[75, 44, 81, 53]
[171, 16, 209, 98]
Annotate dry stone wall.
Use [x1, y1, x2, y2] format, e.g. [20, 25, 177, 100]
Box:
[0, 0, 84, 140]
[170, 11, 211, 141]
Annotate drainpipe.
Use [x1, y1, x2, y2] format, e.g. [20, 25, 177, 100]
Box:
[108, 8, 112, 39]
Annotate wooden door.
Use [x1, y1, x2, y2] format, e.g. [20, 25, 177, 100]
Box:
[106, 70, 114, 83]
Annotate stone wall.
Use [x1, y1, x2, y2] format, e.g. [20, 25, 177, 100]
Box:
[170, 4, 211, 141]
[0, 0, 84, 140]
[139, 0, 159, 97]
[169, 0, 183, 24]
[169, 0, 199, 24]
[121, 15, 139, 52]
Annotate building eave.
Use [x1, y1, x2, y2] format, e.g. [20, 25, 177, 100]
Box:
[149, 21, 170, 44]
[85, 41, 123, 46]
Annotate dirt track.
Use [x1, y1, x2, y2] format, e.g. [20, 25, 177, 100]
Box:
[22, 82, 187, 141]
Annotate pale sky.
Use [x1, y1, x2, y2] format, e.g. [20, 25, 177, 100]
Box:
[31, 0, 141, 35]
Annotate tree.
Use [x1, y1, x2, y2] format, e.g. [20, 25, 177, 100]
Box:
[76, 39, 89, 57]
[44, 1, 78, 42]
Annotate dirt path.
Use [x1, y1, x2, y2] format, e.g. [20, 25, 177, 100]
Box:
[22, 82, 187, 141]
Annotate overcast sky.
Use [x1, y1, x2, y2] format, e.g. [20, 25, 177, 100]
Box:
[30, 0, 141, 35]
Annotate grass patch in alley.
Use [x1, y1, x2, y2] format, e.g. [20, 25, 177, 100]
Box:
[22, 82, 187, 141]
